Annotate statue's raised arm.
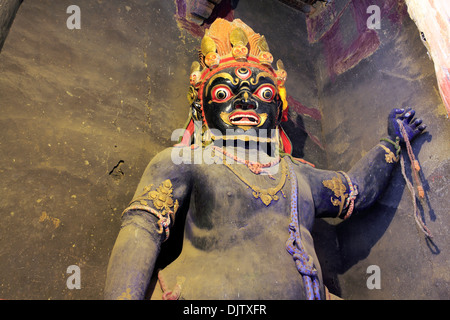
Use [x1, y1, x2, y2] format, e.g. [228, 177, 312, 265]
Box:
[308, 108, 426, 220]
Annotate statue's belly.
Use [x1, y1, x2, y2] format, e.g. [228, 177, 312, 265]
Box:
[150, 217, 317, 300]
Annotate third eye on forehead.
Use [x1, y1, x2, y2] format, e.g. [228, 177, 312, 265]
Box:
[208, 72, 275, 94]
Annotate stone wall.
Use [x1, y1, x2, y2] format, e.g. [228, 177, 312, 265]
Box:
[0, 0, 201, 299]
[0, 0, 22, 51]
[312, 0, 450, 299]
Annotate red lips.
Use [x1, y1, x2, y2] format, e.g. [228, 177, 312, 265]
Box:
[228, 111, 261, 126]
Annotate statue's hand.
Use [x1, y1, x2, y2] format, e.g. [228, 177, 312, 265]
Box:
[388, 108, 426, 142]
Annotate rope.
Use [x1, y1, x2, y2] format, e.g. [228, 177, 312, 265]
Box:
[397, 120, 425, 198]
[157, 270, 185, 300]
[285, 159, 321, 300]
[122, 204, 173, 241]
[396, 120, 432, 238]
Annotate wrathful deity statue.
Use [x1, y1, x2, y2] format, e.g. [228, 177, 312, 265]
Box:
[104, 19, 426, 300]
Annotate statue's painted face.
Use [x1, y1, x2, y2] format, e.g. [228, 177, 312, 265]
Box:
[202, 66, 282, 137]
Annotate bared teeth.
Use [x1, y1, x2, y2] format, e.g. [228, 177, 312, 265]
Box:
[230, 115, 258, 121]
[229, 112, 260, 125]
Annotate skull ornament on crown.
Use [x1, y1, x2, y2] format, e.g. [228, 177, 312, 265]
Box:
[180, 19, 292, 154]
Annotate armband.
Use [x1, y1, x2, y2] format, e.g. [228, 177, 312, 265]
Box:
[121, 179, 179, 241]
[322, 172, 358, 219]
[338, 171, 358, 220]
[379, 136, 401, 163]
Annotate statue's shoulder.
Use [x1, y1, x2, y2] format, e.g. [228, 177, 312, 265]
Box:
[282, 155, 320, 184]
[152, 146, 178, 160]
[292, 157, 315, 168]
[146, 146, 193, 171]
[282, 155, 316, 169]
[138, 146, 194, 186]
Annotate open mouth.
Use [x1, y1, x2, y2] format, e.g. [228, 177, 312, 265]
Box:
[228, 111, 261, 126]
[220, 111, 268, 130]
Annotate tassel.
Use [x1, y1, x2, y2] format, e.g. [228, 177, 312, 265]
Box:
[417, 185, 425, 199]
[414, 160, 421, 172]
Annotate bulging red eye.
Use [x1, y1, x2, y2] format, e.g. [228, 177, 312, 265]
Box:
[212, 85, 233, 102]
[255, 85, 275, 102]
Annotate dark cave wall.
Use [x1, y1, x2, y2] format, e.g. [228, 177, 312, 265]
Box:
[313, 0, 450, 299]
[0, 0, 202, 299]
[0, 0, 22, 52]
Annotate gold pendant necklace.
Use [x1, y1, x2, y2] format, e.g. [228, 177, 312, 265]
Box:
[222, 157, 288, 206]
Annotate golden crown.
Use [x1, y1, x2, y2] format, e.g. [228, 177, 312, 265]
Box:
[187, 19, 288, 111]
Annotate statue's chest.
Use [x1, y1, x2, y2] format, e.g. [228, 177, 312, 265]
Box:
[190, 162, 315, 230]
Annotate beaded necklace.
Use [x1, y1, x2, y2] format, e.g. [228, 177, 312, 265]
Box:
[221, 155, 288, 206]
[212, 145, 281, 175]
